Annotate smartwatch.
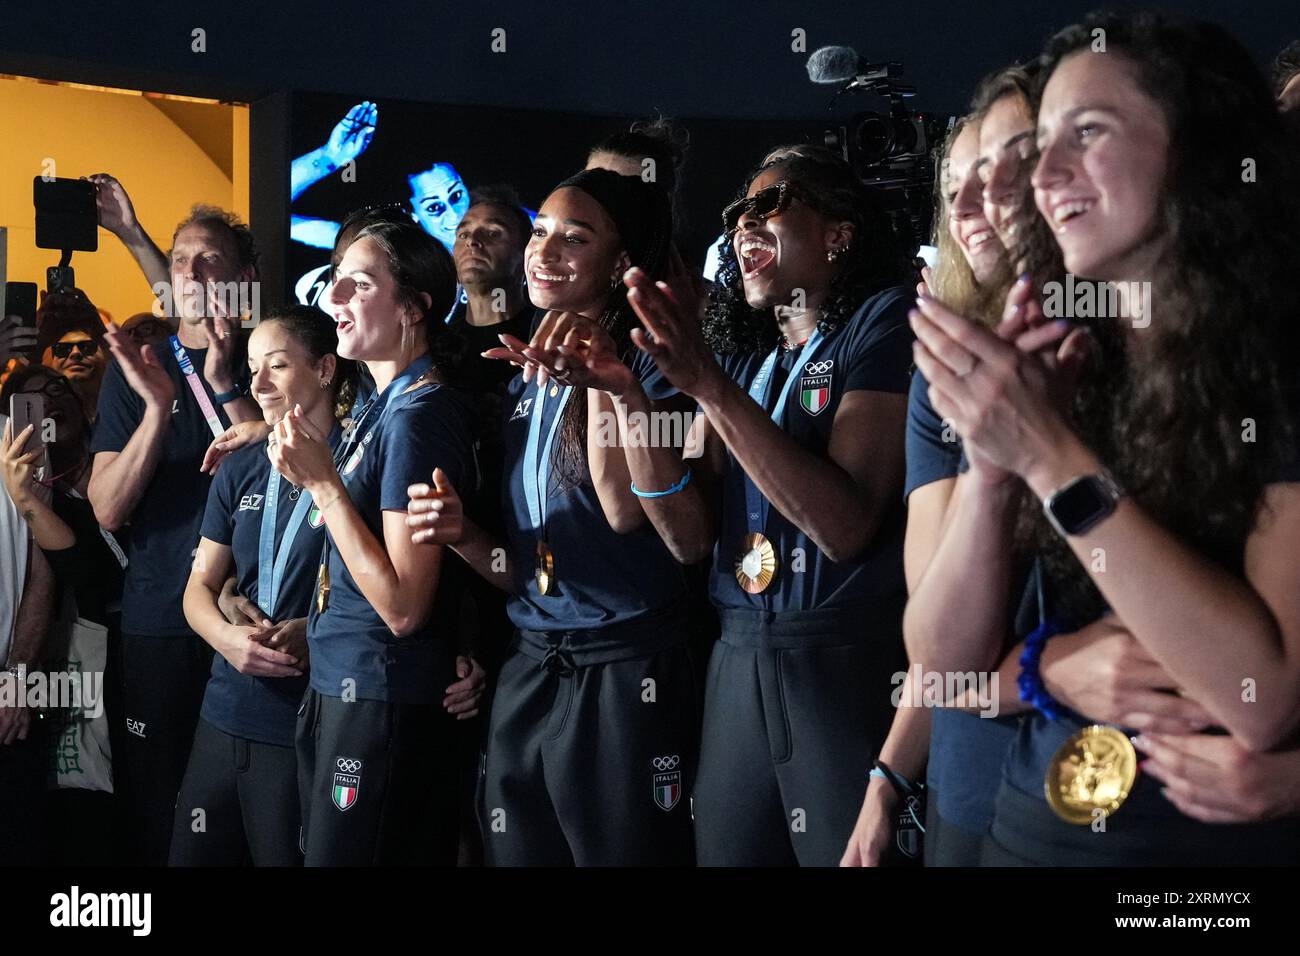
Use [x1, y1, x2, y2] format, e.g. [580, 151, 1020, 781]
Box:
[211, 386, 243, 406]
[1042, 471, 1124, 537]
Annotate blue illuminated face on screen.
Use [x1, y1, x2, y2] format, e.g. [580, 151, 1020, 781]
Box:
[408, 163, 469, 251]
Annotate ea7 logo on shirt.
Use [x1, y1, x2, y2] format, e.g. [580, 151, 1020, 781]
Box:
[652, 754, 682, 812]
[509, 398, 533, 422]
[126, 718, 146, 738]
[799, 359, 834, 416]
[332, 756, 362, 811]
[238, 494, 264, 512]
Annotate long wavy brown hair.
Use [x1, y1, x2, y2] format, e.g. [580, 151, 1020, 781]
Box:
[928, 115, 1016, 326]
[1017, 10, 1300, 625]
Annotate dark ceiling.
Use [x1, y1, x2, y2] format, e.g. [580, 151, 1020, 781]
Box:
[1, 0, 1295, 120]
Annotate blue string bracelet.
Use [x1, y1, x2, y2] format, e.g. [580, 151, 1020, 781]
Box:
[631, 466, 692, 499]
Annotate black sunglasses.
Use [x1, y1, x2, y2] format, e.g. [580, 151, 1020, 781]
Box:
[51, 339, 101, 359]
[722, 180, 804, 235]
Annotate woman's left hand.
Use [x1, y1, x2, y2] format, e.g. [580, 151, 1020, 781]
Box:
[909, 292, 1076, 480]
[267, 404, 338, 494]
[531, 312, 636, 395]
[1135, 732, 1300, 823]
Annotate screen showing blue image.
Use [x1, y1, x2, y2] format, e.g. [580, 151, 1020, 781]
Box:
[288, 91, 815, 308]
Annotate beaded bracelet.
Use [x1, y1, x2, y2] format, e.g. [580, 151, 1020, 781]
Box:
[1017, 616, 1068, 721]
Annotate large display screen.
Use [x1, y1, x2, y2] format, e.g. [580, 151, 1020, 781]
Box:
[288, 92, 813, 305]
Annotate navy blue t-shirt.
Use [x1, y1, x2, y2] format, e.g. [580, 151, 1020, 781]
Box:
[502, 350, 687, 632]
[709, 287, 914, 612]
[307, 382, 477, 704]
[91, 343, 244, 636]
[995, 388, 1300, 863]
[904, 367, 964, 499]
[904, 364, 1021, 829]
[197, 436, 336, 746]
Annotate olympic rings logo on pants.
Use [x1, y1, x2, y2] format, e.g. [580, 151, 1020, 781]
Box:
[653, 755, 680, 771]
[336, 757, 362, 773]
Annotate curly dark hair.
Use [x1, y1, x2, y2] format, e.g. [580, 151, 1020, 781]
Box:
[702, 144, 912, 356]
[1016, 10, 1300, 625]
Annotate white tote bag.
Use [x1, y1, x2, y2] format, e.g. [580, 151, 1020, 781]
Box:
[44, 603, 114, 794]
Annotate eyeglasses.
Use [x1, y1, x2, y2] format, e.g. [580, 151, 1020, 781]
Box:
[50, 339, 101, 359]
[722, 180, 804, 235]
[19, 377, 73, 400]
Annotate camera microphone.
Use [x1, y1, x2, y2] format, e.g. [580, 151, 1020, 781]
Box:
[806, 46, 863, 84]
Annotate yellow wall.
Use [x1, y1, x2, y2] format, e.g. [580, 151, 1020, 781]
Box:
[0, 78, 249, 323]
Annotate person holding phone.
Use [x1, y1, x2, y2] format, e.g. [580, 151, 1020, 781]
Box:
[1, 282, 40, 388]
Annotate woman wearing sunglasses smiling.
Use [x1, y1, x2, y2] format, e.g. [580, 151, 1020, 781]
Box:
[534, 145, 916, 864]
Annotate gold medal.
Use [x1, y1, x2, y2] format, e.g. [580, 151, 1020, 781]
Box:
[535, 540, 556, 595]
[1044, 724, 1138, 824]
[734, 532, 777, 594]
[316, 562, 331, 614]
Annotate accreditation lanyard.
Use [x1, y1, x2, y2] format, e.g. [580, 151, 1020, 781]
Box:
[741, 330, 823, 534]
[315, 354, 436, 598]
[169, 336, 226, 439]
[335, 354, 435, 487]
[521, 382, 573, 536]
[257, 425, 341, 619]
